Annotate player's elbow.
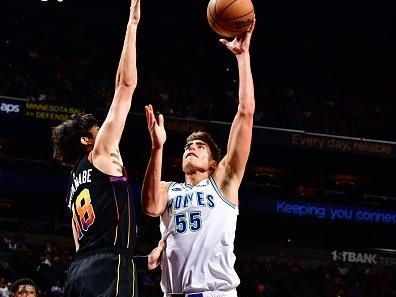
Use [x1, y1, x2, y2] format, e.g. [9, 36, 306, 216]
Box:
[114, 83, 137, 102]
[115, 73, 138, 91]
[142, 202, 163, 217]
[143, 208, 163, 217]
[117, 79, 137, 91]
[238, 103, 255, 117]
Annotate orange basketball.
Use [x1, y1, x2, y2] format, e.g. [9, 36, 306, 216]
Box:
[207, 0, 255, 38]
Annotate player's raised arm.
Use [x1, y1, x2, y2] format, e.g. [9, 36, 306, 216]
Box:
[218, 19, 256, 188]
[92, 0, 140, 171]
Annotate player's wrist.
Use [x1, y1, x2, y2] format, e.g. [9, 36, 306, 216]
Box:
[151, 145, 164, 151]
[236, 52, 250, 63]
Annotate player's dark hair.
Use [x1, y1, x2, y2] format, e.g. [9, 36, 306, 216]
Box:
[10, 278, 37, 293]
[52, 114, 98, 166]
[186, 131, 222, 163]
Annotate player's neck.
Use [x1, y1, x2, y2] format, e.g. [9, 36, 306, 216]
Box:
[185, 171, 210, 186]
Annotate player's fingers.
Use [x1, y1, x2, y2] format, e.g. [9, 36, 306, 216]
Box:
[159, 239, 166, 249]
[147, 105, 156, 127]
[219, 39, 228, 46]
[149, 104, 155, 122]
[145, 106, 150, 124]
[248, 16, 256, 32]
[158, 114, 164, 127]
[246, 15, 256, 37]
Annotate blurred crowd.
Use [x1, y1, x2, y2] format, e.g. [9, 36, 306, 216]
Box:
[1, 3, 395, 141]
[1, 232, 396, 297]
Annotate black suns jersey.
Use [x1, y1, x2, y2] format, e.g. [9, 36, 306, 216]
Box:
[66, 155, 137, 256]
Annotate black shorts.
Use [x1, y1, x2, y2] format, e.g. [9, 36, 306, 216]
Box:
[64, 251, 138, 297]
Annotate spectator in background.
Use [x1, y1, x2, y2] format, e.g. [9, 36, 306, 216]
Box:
[0, 277, 10, 297]
[50, 281, 63, 297]
[10, 278, 37, 297]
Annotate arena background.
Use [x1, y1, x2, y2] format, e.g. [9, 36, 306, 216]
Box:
[1, 0, 395, 296]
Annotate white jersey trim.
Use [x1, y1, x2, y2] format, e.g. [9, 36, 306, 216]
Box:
[208, 176, 237, 209]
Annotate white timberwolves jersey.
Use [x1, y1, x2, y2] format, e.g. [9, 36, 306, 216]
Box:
[160, 176, 240, 293]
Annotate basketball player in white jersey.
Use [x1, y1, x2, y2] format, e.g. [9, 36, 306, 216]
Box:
[142, 19, 256, 297]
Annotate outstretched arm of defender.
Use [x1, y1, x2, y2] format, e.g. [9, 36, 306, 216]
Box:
[93, 0, 140, 170]
[142, 105, 169, 217]
[217, 20, 256, 193]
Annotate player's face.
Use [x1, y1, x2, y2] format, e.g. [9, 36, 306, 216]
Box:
[182, 140, 214, 173]
[88, 125, 100, 142]
[81, 125, 100, 152]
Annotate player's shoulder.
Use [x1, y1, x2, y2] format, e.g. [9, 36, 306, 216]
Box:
[159, 181, 173, 192]
[165, 181, 180, 188]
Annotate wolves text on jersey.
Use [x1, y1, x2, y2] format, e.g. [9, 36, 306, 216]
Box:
[167, 191, 215, 212]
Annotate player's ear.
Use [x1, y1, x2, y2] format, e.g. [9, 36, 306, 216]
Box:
[210, 160, 218, 171]
[80, 136, 89, 145]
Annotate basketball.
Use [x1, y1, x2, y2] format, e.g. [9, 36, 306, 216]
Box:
[207, 0, 255, 38]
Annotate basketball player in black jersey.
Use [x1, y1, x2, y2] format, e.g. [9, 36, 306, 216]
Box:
[51, 0, 164, 296]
